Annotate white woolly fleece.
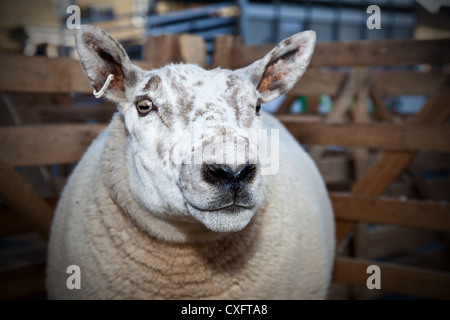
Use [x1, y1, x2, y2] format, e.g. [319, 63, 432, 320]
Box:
[46, 111, 335, 299]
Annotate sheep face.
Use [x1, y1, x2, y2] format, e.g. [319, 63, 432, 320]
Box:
[75, 25, 315, 233]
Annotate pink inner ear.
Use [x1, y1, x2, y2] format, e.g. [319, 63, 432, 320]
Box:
[257, 45, 302, 94]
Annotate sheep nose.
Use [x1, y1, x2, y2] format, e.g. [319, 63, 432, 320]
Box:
[203, 163, 257, 191]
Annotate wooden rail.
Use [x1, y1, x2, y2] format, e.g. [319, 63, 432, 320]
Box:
[333, 256, 450, 300]
[1, 121, 450, 167]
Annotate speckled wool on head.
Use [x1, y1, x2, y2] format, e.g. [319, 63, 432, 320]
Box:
[46, 25, 335, 299]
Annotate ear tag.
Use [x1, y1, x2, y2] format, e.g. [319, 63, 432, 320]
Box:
[93, 74, 114, 98]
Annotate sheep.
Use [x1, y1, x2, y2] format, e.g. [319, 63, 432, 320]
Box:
[46, 25, 335, 299]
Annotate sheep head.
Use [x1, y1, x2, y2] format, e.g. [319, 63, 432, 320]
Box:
[75, 25, 315, 234]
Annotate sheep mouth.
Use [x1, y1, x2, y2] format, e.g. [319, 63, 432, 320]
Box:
[185, 200, 254, 213]
[185, 200, 257, 232]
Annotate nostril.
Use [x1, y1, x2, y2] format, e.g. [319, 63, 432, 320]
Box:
[203, 163, 257, 187]
[203, 164, 233, 183]
[236, 164, 257, 181]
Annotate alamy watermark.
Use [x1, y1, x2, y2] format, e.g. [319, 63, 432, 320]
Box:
[66, 5, 81, 30]
[66, 265, 81, 289]
[163, 124, 280, 176]
[366, 265, 381, 290]
[367, 5, 381, 30]
[67, 4, 382, 31]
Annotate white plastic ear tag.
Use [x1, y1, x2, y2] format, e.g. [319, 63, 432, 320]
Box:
[93, 74, 114, 98]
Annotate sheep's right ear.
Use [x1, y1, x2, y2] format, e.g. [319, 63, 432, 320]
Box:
[237, 30, 316, 103]
[75, 25, 141, 103]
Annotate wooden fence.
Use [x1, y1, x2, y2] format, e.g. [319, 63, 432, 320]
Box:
[0, 34, 449, 299]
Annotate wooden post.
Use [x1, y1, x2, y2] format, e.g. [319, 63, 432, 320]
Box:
[179, 34, 207, 67]
[0, 157, 53, 241]
[309, 70, 357, 160]
[212, 34, 239, 69]
[336, 82, 450, 243]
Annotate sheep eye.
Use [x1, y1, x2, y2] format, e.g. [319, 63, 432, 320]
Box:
[136, 99, 156, 116]
[256, 104, 261, 116]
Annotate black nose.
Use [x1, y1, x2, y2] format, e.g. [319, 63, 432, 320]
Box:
[203, 163, 257, 191]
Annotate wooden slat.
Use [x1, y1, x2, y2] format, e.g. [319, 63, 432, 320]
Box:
[0, 262, 46, 299]
[316, 156, 350, 184]
[1, 121, 449, 167]
[371, 72, 449, 96]
[0, 198, 58, 237]
[0, 157, 53, 240]
[0, 124, 106, 166]
[333, 256, 450, 299]
[361, 226, 438, 260]
[279, 120, 450, 152]
[331, 194, 450, 231]
[228, 37, 450, 69]
[0, 55, 446, 96]
[179, 34, 207, 67]
[0, 204, 33, 236]
[0, 54, 154, 94]
[336, 83, 450, 242]
[293, 71, 448, 97]
[16, 104, 116, 124]
[2, 121, 449, 167]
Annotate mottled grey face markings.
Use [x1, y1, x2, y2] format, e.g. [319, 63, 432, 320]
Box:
[194, 80, 204, 87]
[156, 140, 165, 160]
[221, 85, 240, 125]
[171, 77, 195, 126]
[283, 37, 292, 47]
[192, 108, 207, 121]
[158, 102, 174, 128]
[145, 75, 162, 92]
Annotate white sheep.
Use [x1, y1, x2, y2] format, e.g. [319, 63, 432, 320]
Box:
[46, 25, 335, 299]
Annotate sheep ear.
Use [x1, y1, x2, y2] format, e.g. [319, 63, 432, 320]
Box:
[238, 31, 316, 103]
[75, 25, 140, 103]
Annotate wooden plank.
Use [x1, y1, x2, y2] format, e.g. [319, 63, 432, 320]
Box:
[212, 34, 241, 69]
[333, 256, 450, 299]
[0, 157, 53, 240]
[362, 226, 438, 260]
[293, 70, 447, 98]
[336, 83, 450, 242]
[371, 72, 449, 96]
[279, 121, 450, 152]
[1, 55, 446, 96]
[316, 156, 350, 184]
[0, 124, 106, 167]
[16, 104, 116, 124]
[179, 34, 207, 67]
[307, 70, 356, 160]
[331, 194, 450, 231]
[2, 121, 448, 167]
[0, 262, 46, 300]
[228, 37, 450, 69]
[327, 70, 357, 123]
[0, 204, 33, 236]
[289, 69, 346, 96]
[0, 198, 58, 237]
[369, 79, 393, 122]
[0, 54, 154, 94]
[352, 68, 371, 180]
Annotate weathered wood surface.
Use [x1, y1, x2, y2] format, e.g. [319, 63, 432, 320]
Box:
[333, 256, 450, 300]
[0, 157, 53, 240]
[331, 194, 450, 231]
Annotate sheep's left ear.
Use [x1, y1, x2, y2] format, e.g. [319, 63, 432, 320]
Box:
[238, 31, 316, 103]
[75, 25, 142, 103]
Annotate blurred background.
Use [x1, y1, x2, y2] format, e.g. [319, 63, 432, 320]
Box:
[0, 0, 449, 55]
[0, 0, 449, 300]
